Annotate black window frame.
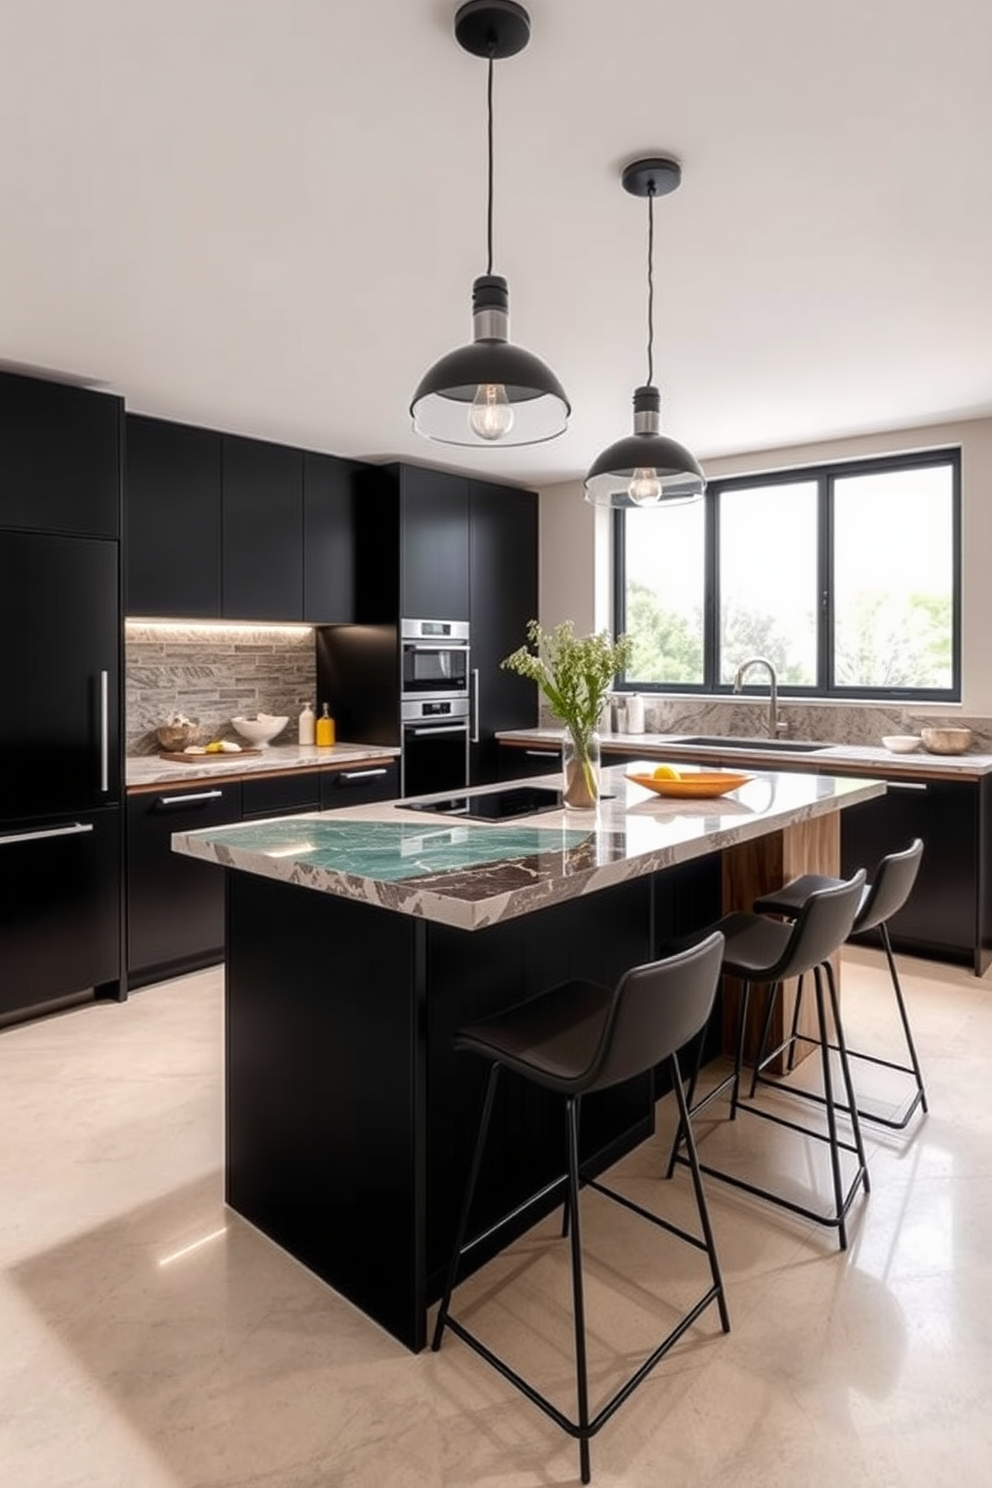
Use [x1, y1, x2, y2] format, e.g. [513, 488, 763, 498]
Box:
[613, 446, 962, 702]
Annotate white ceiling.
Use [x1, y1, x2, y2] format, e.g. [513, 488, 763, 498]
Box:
[2, 0, 991, 486]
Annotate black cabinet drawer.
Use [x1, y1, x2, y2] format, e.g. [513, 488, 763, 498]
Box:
[242, 772, 321, 819]
[127, 783, 240, 986]
[499, 744, 562, 780]
[0, 808, 121, 1019]
[321, 761, 398, 809]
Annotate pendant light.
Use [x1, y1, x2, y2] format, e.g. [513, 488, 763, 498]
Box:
[410, 1, 570, 447]
[584, 158, 705, 508]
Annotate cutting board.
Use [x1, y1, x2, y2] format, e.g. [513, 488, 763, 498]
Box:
[158, 749, 263, 763]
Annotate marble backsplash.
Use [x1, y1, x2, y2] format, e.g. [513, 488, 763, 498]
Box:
[553, 694, 992, 752]
[126, 624, 316, 755]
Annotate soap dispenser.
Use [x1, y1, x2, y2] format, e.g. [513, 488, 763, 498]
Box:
[315, 702, 335, 748]
[298, 701, 315, 747]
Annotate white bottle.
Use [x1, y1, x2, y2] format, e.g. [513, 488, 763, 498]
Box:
[298, 701, 316, 746]
[625, 693, 645, 734]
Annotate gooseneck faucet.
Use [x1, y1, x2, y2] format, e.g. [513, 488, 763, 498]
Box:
[733, 656, 784, 739]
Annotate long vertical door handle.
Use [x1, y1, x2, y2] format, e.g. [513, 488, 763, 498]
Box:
[471, 669, 480, 744]
[99, 669, 109, 793]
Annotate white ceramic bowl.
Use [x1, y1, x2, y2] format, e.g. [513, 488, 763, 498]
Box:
[920, 726, 973, 755]
[231, 714, 289, 748]
[881, 734, 921, 754]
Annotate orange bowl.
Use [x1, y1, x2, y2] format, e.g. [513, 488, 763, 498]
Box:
[626, 770, 752, 799]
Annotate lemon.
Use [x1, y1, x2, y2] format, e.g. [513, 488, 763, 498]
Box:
[205, 740, 224, 754]
[652, 764, 681, 781]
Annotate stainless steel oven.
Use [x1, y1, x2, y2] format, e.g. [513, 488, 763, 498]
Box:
[401, 618, 470, 698]
[401, 697, 470, 798]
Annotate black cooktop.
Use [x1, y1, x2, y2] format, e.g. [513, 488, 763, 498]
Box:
[399, 783, 564, 822]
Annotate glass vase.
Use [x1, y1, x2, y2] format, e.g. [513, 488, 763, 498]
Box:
[562, 727, 601, 809]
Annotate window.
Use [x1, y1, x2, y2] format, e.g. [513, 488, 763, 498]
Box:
[614, 449, 960, 700]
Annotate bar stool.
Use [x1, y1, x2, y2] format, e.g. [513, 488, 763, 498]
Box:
[751, 838, 927, 1130]
[432, 932, 729, 1486]
[668, 870, 869, 1250]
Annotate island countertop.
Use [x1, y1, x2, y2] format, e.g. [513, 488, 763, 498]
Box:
[173, 762, 885, 932]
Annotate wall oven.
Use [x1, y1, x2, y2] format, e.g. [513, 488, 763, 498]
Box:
[401, 618, 470, 697]
[401, 698, 470, 798]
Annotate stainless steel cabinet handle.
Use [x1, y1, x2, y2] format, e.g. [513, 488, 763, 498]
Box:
[886, 781, 928, 792]
[100, 669, 109, 793]
[471, 669, 480, 744]
[157, 790, 225, 808]
[409, 725, 469, 737]
[0, 821, 94, 847]
[337, 768, 388, 783]
[524, 748, 560, 758]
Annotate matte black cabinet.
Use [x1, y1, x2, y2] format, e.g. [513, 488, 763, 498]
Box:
[303, 452, 362, 623]
[354, 464, 470, 622]
[222, 434, 304, 621]
[126, 414, 222, 617]
[126, 782, 241, 988]
[1, 808, 121, 1020]
[320, 760, 399, 808]
[469, 480, 538, 783]
[841, 774, 992, 973]
[0, 371, 121, 538]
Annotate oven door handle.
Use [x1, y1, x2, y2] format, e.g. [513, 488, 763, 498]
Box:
[407, 724, 469, 737]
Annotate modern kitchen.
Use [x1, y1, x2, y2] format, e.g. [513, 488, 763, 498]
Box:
[3, 2, 992, 1485]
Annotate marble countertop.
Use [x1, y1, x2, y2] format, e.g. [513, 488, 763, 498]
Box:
[172, 763, 884, 933]
[498, 728, 992, 778]
[126, 741, 400, 790]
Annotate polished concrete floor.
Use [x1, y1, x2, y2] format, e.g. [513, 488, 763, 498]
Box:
[1, 945, 988, 1486]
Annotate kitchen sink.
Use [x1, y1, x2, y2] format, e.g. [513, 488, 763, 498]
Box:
[675, 736, 830, 753]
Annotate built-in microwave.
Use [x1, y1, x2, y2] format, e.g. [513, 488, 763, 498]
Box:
[401, 618, 470, 698]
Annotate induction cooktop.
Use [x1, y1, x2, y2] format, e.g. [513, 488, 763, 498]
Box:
[398, 783, 565, 822]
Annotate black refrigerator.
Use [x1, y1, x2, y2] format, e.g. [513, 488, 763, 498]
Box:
[0, 528, 122, 1021]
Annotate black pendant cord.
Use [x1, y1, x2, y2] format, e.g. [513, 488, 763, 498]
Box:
[646, 186, 656, 387]
[486, 52, 495, 275]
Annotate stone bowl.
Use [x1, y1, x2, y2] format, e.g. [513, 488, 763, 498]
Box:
[231, 714, 289, 748]
[920, 726, 973, 755]
[155, 721, 202, 752]
[881, 735, 921, 754]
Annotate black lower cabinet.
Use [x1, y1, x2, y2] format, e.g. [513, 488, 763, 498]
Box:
[498, 742, 561, 780]
[841, 774, 991, 973]
[242, 772, 320, 820]
[127, 783, 241, 988]
[0, 807, 120, 1021]
[320, 760, 398, 808]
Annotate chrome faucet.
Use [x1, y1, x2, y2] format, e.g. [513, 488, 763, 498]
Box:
[733, 657, 785, 739]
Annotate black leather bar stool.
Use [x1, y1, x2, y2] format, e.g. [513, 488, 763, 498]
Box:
[668, 870, 869, 1250]
[751, 838, 927, 1130]
[432, 932, 729, 1486]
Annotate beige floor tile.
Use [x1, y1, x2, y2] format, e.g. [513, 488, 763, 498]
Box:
[1, 948, 990, 1485]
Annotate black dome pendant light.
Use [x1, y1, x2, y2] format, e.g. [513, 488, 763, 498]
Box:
[410, 0, 570, 447]
[584, 158, 705, 507]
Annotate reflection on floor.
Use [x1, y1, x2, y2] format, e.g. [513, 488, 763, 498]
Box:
[1, 946, 989, 1486]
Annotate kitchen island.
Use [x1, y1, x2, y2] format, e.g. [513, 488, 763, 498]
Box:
[174, 763, 883, 1350]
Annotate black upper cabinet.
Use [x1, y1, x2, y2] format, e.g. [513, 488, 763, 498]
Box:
[0, 371, 121, 538]
[400, 466, 470, 620]
[125, 414, 222, 616]
[222, 434, 304, 620]
[303, 452, 360, 623]
[469, 480, 538, 783]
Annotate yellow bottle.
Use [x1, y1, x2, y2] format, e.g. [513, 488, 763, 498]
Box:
[315, 702, 336, 748]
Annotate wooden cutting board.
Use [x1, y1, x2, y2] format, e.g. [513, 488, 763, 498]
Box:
[158, 749, 263, 763]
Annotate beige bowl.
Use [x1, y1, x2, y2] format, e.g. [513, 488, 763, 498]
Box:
[920, 726, 973, 755]
[156, 722, 202, 751]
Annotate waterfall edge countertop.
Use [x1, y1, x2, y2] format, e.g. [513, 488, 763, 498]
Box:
[126, 741, 400, 791]
[497, 727, 992, 779]
[172, 763, 885, 932]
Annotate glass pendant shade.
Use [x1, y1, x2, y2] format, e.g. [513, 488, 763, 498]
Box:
[584, 385, 705, 508]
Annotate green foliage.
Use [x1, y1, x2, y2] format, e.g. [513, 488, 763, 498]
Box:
[502, 620, 633, 739]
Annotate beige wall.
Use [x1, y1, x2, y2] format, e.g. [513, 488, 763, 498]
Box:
[539, 415, 992, 714]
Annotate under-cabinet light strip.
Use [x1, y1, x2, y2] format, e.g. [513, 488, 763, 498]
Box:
[126, 620, 313, 638]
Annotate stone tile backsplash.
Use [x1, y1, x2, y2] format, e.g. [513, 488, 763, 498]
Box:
[126, 624, 316, 754]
